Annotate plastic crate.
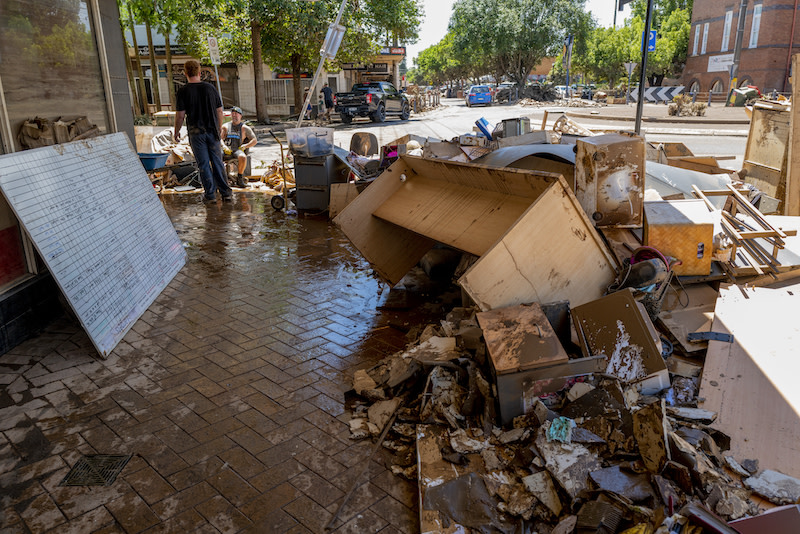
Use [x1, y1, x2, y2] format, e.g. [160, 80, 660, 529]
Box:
[286, 127, 334, 157]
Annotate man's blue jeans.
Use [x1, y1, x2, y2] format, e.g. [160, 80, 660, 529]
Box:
[189, 131, 232, 200]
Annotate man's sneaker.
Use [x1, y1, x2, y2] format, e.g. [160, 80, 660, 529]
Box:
[222, 195, 233, 202]
[202, 195, 216, 204]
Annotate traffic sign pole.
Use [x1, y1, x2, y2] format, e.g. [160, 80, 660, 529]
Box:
[208, 36, 223, 103]
[624, 62, 637, 105]
[635, 0, 655, 135]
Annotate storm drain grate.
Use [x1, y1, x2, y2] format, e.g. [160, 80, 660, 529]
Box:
[59, 454, 132, 487]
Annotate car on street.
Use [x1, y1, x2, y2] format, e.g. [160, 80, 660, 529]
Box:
[466, 85, 492, 107]
[334, 81, 410, 123]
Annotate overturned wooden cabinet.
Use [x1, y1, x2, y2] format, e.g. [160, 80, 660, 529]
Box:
[334, 155, 618, 311]
[575, 132, 645, 228]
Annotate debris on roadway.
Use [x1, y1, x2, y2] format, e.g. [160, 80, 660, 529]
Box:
[327, 105, 800, 532]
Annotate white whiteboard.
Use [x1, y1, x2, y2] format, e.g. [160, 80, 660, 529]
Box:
[0, 133, 185, 357]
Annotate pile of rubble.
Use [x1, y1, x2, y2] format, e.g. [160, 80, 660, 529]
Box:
[330, 108, 800, 532]
[347, 301, 800, 532]
[520, 98, 604, 108]
[668, 95, 707, 117]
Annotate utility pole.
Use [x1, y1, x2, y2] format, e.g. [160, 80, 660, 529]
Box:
[727, 0, 749, 105]
[634, 0, 654, 134]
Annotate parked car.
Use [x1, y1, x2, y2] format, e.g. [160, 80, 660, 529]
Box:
[334, 81, 410, 123]
[466, 85, 492, 107]
[554, 85, 567, 99]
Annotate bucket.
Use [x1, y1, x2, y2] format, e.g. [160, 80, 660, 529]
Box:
[138, 152, 169, 171]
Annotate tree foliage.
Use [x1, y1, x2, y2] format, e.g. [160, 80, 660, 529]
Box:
[448, 0, 590, 87]
[119, 0, 423, 119]
[570, 0, 690, 88]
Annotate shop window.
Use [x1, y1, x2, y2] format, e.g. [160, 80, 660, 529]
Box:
[0, 0, 109, 145]
[693, 25, 700, 56]
[710, 80, 725, 94]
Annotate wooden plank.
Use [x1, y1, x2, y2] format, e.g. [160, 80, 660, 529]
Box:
[785, 53, 800, 216]
[459, 177, 618, 311]
[698, 282, 800, 479]
[666, 157, 734, 176]
[333, 158, 435, 286]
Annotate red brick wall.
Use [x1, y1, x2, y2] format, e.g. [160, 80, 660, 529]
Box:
[682, 1, 800, 93]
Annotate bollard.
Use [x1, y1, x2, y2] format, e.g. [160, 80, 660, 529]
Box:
[691, 91, 697, 103]
[707, 91, 712, 107]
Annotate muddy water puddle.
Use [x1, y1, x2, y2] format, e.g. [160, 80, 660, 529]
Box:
[160, 192, 456, 364]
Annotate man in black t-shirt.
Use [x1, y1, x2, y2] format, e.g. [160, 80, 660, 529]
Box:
[174, 59, 232, 203]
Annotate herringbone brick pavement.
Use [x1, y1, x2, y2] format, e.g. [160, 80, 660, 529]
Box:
[0, 193, 424, 533]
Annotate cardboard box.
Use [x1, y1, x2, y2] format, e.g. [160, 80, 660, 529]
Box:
[575, 132, 645, 228]
[644, 199, 714, 276]
[571, 289, 670, 395]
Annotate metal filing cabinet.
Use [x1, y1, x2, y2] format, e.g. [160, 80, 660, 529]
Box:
[575, 132, 645, 228]
[294, 154, 347, 211]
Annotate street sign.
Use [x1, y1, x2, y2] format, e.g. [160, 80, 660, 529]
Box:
[630, 86, 685, 102]
[208, 36, 220, 65]
[642, 30, 656, 52]
[624, 62, 637, 77]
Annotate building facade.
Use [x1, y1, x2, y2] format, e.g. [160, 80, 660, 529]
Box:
[127, 28, 405, 118]
[0, 0, 135, 355]
[683, 1, 800, 95]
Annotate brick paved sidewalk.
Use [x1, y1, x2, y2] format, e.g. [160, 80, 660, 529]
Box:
[0, 192, 425, 533]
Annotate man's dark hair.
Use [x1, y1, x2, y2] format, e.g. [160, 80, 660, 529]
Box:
[185, 60, 201, 78]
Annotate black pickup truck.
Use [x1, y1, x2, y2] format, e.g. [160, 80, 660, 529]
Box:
[334, 81, 410, 124]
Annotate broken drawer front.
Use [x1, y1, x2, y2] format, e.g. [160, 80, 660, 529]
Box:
[644, 199, 713, 276]
[295, 187, 330, 211]
[492, 356, 607, 426]
[571, 289, 670, 395]
[575, 132, 645, 228]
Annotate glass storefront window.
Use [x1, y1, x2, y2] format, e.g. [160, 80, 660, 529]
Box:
[0, 0, 109, 140]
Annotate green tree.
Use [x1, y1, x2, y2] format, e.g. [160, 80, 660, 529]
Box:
[631, 0, 693, 29]
[449, 0, 590, 87]
[365, 0, 423, 46]
[165, 0, 417, 119]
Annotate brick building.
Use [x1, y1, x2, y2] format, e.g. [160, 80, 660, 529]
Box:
[683, 1, 800, 95]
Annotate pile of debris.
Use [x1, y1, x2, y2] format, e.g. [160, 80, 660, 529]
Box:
[17, 115, 100, 150]
[668, 95, 707, 117]
[330, 108, 800, 532]
[346, 297, 800, 532]
[405, 85, 440, 112]
[520, 98, 604, 108]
